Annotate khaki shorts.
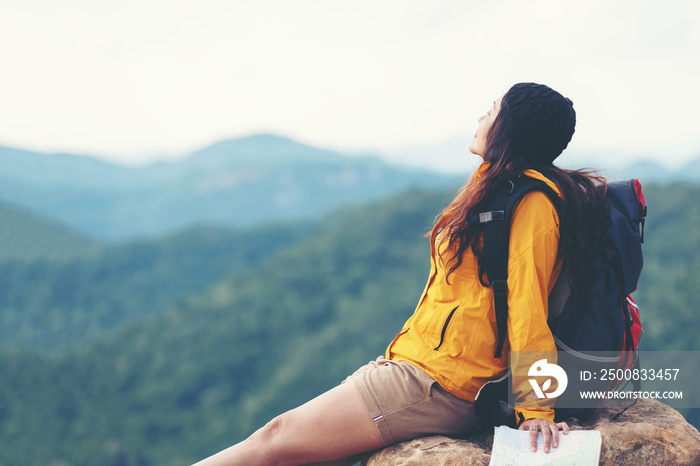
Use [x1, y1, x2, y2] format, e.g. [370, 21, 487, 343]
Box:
[346, 357, 481, 446]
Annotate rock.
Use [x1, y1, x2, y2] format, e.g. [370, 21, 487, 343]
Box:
[363, 399, 700, 465]
[362, 434, 493, 466]
[590, 399, 700, 465]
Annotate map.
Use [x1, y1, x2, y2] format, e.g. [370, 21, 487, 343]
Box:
[489, 426, 601, 465]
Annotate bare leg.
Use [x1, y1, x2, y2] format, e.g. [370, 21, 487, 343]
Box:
[193, 381, 383, 466]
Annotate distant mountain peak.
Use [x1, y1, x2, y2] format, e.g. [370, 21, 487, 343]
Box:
[207, 133, 300, 149]
[186, 133, 338, 167]
[234, 132, 297, 143]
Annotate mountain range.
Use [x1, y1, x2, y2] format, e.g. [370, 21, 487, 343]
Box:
[0, 134, 463, 241]
[2, 133, 698, 243]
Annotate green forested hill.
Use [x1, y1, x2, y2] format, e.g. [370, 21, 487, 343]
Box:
[0, 222, 317, 354]
[0, 188, 452, 465]
[0, 200, 103, 263]
[0, 183, 698, 465]
[631, 183, 700, 351]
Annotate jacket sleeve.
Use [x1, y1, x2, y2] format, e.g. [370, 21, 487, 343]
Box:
[505, 191, 561, 424]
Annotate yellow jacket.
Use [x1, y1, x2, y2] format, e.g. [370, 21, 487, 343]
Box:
[386, 162, 561, 423]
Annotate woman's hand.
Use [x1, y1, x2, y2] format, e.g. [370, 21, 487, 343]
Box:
[517, 418, 569, 453]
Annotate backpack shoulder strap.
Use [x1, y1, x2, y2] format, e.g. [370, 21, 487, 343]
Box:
[470, 175, 560, 358]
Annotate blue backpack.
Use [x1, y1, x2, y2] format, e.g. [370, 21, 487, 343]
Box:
[472, 174, 646, 425]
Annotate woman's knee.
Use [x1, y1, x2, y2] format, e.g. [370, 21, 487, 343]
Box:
[253, 415, 284, 443]
[246, 415, 293, 464]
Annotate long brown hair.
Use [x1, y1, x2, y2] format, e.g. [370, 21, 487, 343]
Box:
[436, 91, 608, 294]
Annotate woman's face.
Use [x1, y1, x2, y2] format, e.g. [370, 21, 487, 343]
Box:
[469, 95, 503, 158]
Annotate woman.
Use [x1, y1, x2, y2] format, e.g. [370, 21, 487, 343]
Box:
[195, 83, 607, 465]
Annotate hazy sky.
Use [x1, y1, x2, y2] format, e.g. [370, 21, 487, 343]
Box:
[1, 0, 698, 170]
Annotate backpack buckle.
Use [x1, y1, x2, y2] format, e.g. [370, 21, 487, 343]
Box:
[492, 280, 507, 294]
[478, 210, 505, 223]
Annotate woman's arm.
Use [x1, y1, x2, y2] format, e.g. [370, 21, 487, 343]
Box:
[505, 191, 568, 452]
